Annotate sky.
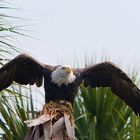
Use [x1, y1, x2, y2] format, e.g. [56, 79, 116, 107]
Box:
[9, 0, 140, 70]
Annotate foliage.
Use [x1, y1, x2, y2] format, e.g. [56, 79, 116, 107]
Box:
[0, 87, 34, 140]
[0, 1, 32, 139]
[74, 86, 140, 140]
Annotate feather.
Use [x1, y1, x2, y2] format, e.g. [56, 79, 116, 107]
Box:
[74, 62, 140, 115]
[0, 53, 54, 92]
[1, 53, 140, 116]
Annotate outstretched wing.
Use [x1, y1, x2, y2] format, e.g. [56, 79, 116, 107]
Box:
[0, 53, 54, 91]
[74, 62, 140, 115]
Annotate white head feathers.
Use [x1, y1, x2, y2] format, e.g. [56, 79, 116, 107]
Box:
[51, 65, 76, 87]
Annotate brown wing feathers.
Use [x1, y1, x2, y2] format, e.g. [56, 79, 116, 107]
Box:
[0, 54, 46, 91]
[79, 62, 140, 115]
[1, 54, 140, 115]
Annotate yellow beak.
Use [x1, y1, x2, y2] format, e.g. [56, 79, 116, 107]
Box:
[65, 67, 72, 74]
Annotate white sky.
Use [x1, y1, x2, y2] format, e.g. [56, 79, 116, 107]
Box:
[9, 0, 140, 69]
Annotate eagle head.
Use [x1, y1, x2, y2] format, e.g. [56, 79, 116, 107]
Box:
[51, 65, 76, 86]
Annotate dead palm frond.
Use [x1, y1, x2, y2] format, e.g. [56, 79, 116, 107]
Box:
[24, 101, 75, 140]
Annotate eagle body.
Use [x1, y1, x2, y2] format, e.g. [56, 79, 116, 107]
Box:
[43, 70, 81, 103]
[1, 53, 140, 115]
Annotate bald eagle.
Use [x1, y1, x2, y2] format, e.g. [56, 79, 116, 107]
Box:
[0, 53, 140, 115]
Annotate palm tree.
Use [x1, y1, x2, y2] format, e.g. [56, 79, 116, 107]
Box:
[74, 85, 140, 140]
[0, 1, 34, 139]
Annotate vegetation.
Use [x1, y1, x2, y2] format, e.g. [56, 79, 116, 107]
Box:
[0, 1, 140, 140]
[74, 86, 140, 140]
[0, 1, 31, 139]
